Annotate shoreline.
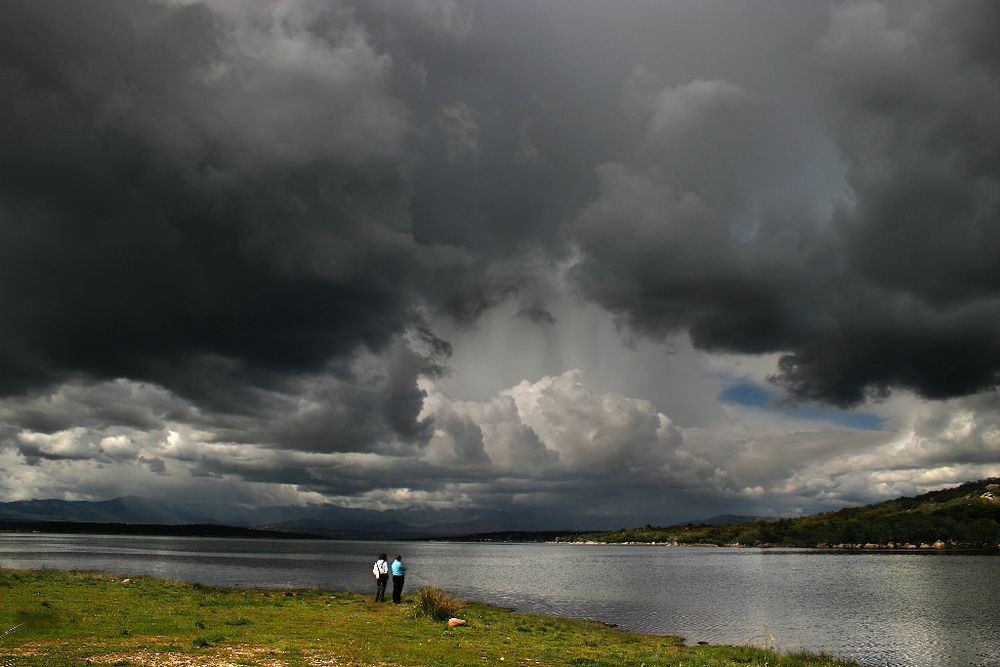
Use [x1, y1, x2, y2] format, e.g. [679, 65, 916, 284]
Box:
[5, 527, 995, 552]
[552, 539, 1000, 552]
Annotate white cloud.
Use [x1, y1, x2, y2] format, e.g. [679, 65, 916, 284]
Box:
[421, 370, 707, 486]
[99, 435, 140, 461]
[506, 370, 680, 472]
[18, 428, 98, 460]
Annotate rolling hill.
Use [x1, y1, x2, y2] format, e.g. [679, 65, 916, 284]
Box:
[567, 478, 1000, 549]
[0, 495, 594, 539]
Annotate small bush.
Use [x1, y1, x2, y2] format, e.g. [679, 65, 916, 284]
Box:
[15, 607, 60, 628]
[412, 587, 464, 622]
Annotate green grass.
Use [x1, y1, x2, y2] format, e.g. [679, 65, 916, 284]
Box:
[0, 569, 859, 666]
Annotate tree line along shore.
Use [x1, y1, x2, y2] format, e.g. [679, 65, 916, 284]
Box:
[561, 479, 1000, 550]
[1, 569, 858, 667]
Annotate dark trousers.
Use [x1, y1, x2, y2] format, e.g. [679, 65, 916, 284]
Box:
[375, 574, 388, 602]
[392, 575, 404, 603]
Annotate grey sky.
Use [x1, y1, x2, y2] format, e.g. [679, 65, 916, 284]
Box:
[1, 0, 998, 526]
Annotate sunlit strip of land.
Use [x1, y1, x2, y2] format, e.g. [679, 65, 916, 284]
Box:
[565, 479, 1000, 549]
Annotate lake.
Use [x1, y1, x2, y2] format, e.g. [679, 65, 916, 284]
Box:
[1, 533, 998, 667]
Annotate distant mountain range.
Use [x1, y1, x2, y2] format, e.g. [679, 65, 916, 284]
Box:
[0, 497, 217, 525]
[0, 495, 602, 539]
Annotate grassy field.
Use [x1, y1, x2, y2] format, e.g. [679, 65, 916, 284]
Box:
[0, 569, 859, 667]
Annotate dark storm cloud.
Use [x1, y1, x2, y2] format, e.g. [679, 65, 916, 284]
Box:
[797, 0, 1000, 403]
[0, 0, 864, 425]
[0, 0, 453, 442]
[567, 0, 1000, 406]
[0, 0, 580, 475]
[0, 380, 188, 433]
[0, 327, 452, 459]
[236, 326, 451, 454]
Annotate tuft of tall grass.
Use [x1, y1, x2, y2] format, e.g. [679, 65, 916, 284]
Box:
[412, 587, 465, 621]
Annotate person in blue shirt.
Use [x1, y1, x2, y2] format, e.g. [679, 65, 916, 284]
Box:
[390, 554, 406, 603]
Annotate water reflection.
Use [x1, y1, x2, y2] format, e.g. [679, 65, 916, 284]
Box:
[2, 534, 998, 666]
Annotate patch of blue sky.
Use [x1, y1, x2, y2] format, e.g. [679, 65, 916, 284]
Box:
[719, 382, 883, 431]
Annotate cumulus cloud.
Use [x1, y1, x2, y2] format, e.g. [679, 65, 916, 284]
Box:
[420, 370, 688, 479]
[3, 362, 1000, 522]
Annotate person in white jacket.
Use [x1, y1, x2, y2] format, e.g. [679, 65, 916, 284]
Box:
[372, 553, 389, 602]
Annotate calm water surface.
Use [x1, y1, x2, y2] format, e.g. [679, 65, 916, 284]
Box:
[2, 534, 998, 667]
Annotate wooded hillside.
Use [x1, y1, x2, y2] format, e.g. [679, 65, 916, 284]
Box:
[569, 478, 1000, 549]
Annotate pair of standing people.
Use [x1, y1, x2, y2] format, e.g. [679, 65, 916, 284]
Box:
[372, 554, 406, 603]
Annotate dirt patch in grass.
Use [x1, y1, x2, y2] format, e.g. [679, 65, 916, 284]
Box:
[83, 644, 286, 666]
[298, 652, 405, 667]
[299, 656, 400, 667]
[82, 646, 406, 667]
